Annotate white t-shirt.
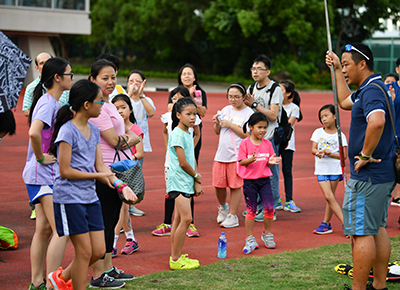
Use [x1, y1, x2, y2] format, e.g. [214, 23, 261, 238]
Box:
[248, 81, 283, 140]
[161, 111, 201, 167]
[310, 127, 348, 175]
[283, 102, 300, 151]
[214, 105, 254, 162]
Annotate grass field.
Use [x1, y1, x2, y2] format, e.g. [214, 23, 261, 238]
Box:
[117, 236, 400, 290]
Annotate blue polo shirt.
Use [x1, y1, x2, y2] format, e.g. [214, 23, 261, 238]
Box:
[349, 73, 395, 184]
[386, 81, 400, 143]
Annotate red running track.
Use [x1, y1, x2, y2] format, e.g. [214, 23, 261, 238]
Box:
[1, 90, 399, 289]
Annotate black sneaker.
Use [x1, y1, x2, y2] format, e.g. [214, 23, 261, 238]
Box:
[89, 273, 125, 288]
[366, 283, 388, 290]
[107, 266, 136, 281]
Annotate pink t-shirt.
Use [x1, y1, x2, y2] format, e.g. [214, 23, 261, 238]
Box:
[89, 102, 130, 166]
[237, 137, 274, 179]
[129, 124, 144, 155]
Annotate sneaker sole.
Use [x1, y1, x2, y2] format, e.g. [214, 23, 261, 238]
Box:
[121, 246, 140, 255]
[89, 281, 126, 289]
[284, 208, 301, 213]
[265, 244, 276, 249]
[152, 232, 171, 236]
[313, 229, 333, 234]
[243, 245, 258, 254]
[275, 206, 283, 210]
[131, 213, 145, 216]
[220, 223, 239, 228]
[186, 233, 199, 237]
[48, 273, 60, 290]
[391, 202, 400, 207]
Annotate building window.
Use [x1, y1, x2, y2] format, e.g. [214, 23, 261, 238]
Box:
[1, 0, 86, 10]
[18, 0, 51, 8]
[54, 0, 85, 10]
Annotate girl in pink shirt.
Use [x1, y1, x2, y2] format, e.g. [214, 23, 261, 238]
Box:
[237, 112, 281, 254]
[112, 94, 144, 257]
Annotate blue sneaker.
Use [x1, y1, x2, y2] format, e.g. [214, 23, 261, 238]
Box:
[254, 209, 264, 222]
[275, 198, 283, 210]
[284, 200, 301, 213]
[313, 222, 332, 234]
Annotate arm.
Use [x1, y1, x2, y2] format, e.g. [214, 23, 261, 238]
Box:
[140, 96, 155, 117]
[134, 136, 144, 160]
[193, 125, 200, 148]
[288, 116, 297, 127]
[24, 110, 30, 117]
[167, 103, 173, 112]
[239, 151, 257, 166]
[311, 141, 324, 159]
[123, 126, 140, 147]
[212, 113, 221, 135]
[175, 146, 202, 183]
[29, 119, 57, 165]
[162, 123, 169, 150]
[325, 51, 353, 110]
[196, 105, 207, 117]
[244, 93, 280, 121]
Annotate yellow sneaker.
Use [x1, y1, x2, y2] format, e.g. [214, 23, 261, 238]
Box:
[169, 254, 200, 270]
[30, 209, 36, 220]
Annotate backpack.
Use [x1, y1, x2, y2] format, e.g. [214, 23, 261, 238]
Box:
[249, 82, 293, 153]
[0, 225, 18, 250]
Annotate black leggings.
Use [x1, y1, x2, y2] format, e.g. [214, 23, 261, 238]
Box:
[96, 180, 122, 253]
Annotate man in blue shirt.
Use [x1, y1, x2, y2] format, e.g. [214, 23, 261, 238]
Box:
[326, 43, 396, 290]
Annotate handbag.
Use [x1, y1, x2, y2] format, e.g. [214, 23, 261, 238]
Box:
[371, 83, 400, 183]
[110, 136, 145, 204]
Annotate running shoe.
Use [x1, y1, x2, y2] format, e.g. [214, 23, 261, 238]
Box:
[28, 279, 46, 290]
[313, 222, 333, 234]
[275, 198, 283, 210]
[89, 273, 125, 288]
[48, 267, 72, 290]
[366, 283, 387, 290]
[121, 238, 139, 255]
[391, 197, 400, 207]
[254, 210, 264, 222]
[129, 205, 145, 216]
[217, 204, 229, 223]
[30, 209, 36, 220]
[261, 231, 276, 249]
[220, 214, 239, 228]
[152, 223, 171, 236]
[243, 235, 259, 254]
[169, 254, 200, 270]
[106, 266, 135, 281]
[186, 224, 199, 237]
[111, 246, 117, 258]
[283, 200, 301, 213]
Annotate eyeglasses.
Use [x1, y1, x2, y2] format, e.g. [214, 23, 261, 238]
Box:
[250, 67, 268, 72]
[344, 44, 370, 61]
[63, 73, 74, 80]
[93, 99, 104, 105]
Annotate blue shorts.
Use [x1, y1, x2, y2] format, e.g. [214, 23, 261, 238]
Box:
[54, 201, 104, 237]
[317, 175, 343, 182]
[26, 184, 53, 204]
[343, 178, 395, 236]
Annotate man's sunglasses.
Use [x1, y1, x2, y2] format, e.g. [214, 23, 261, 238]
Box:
[344, 44, 370, 61]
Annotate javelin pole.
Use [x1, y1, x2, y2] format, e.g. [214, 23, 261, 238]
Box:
[324, 0, 347, 186]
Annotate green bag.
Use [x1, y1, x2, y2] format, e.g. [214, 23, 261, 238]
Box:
[0, 225, 18, 249]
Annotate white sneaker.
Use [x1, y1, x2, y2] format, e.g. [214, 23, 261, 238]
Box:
[217, 204, 229, 223]
[129, 206, 145, 216]
[243, 235, 259, 254]
[220, 214, 239, 228]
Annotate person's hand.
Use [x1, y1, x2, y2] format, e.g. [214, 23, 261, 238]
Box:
[194, 172, 202, 184]
[212, 113, 220, 124]
[97, 172, 115, 188]
[325, 51, 341, 70]
[323, 149, 332, 156]
[315, 150, 325, 159]
[194, 182, 204, 197]
[220, 119, 232, 128]
[249, 150, 257, 163]
[268, 154, 281, 166]
[189, 85, 197, 98]
[122, 186, 138, 203]
[120, 133, 139, 149]
[244, 93, 255, 107]
[354, 156, 381, 173]
[39, 153, 57, 165]
[390, 85, 396, 101]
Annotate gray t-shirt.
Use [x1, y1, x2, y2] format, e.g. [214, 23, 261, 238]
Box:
[248, 81, 283, 140]
[53, 121, 100, 204]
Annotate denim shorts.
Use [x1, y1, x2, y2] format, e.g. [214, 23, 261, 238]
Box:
[317, 174, 343, 182]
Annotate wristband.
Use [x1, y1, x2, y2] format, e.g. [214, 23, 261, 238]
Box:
[359, 151, 371, 161]
[117, 183, 128, 194]
[194, 173, 198, 179]
[113, 179, 122, 188]
[37, 156, 45, 163]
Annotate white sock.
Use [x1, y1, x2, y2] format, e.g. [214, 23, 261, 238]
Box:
[113, 235, 119, 248]
[125, 230, 134, 241]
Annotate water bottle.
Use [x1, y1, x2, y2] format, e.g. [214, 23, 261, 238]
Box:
[218, 232, 227, 259]
[194, 90, 203, 106]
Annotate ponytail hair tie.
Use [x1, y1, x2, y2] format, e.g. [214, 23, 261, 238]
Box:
[66, 102, 70, 107]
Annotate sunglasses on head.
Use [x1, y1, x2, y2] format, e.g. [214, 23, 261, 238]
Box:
[344, 44, 370, 61]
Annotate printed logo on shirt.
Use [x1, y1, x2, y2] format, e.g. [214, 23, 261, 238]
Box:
[247, 152, 270, 161]
[317, 138, 338, 152]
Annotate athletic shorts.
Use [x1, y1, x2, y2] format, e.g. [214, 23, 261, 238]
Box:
[343, 178, 395, 236]
[53, 200, 104, 237]
[317, 174, 343, 182]
[26, 184, 53, 204]
[212, 161, 243, 189]
[167, 191, 192, 200]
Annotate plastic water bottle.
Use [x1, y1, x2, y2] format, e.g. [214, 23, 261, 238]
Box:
[218, 232, 227, 259]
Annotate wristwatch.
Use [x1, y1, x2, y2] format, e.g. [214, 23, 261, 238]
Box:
[359, 152, 371, 161]
[251, 102, 258, 109]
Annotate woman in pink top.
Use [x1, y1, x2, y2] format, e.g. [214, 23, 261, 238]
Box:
[237, 112, 281, 255]
[88, 59, 141, 287]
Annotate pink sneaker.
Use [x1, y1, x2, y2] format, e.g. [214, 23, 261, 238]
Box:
[48, 267, 71, 290]
[186, 224, 199, 237]
[152, 223, 171, 236]
[121, 238, 139, 255]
